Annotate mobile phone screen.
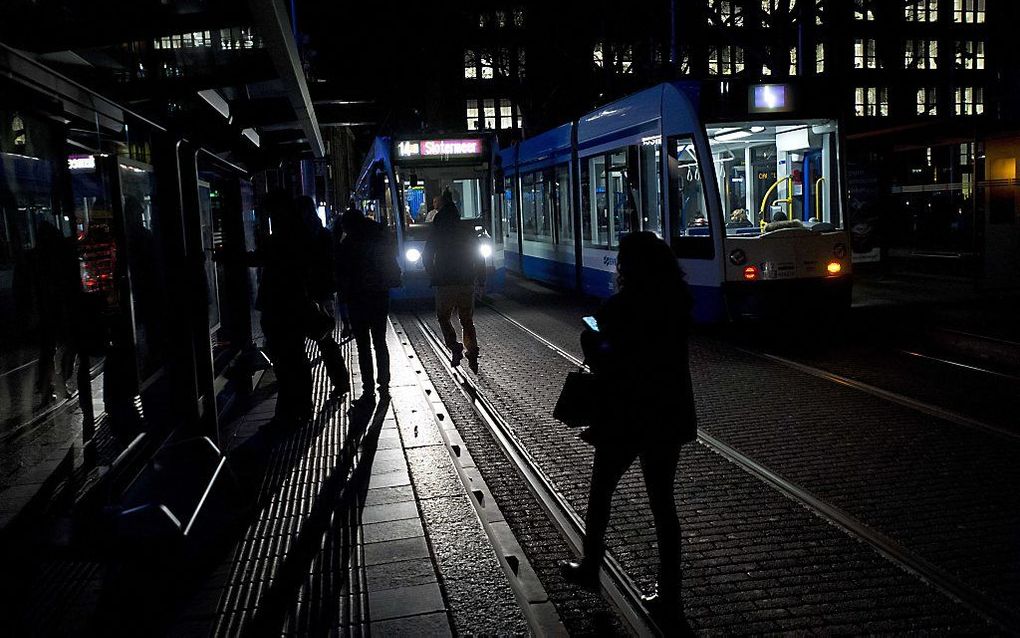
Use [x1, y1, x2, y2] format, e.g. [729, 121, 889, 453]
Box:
[582, 316, 599, 332]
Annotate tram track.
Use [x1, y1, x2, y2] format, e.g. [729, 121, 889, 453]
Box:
[741, 349, 1020, 443]
[406, 310, 662, 637]
[475, 300, 1020, 633]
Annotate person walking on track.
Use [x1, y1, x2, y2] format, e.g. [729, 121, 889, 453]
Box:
[423, 190, 485, 372]
[560, 231, 697, 628]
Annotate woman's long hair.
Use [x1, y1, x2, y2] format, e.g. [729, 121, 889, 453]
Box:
[616, 231, 693, 315]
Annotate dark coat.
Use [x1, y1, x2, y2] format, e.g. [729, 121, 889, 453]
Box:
[423, 204, 483, 287]
[336, 218, 401, 301]
[582, 286, 697, 449]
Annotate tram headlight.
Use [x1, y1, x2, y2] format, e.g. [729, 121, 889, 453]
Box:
[833, 243, 848, 259]
[479, 243, 493, 259]
[729, 249, 747, 266]
[405, 248, 422, 263]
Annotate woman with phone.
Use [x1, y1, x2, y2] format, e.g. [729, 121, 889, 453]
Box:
[561, 231, 697, 624]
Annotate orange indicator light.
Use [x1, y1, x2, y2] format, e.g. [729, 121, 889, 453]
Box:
[743, 265, 759, 280]
[827, 261, 842, 275]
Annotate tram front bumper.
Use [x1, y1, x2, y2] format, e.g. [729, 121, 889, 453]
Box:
[723, 275, 852, 320]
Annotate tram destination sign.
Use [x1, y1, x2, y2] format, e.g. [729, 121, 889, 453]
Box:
[395, 138, 485, 161]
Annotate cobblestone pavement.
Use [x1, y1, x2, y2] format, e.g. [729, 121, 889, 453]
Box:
[392, 315, 627, 637]
[486, 279, 1020, 620]
[398, 306, 993, 634]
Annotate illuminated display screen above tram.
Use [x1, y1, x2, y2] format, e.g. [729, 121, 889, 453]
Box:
[395, 138, 487, 161]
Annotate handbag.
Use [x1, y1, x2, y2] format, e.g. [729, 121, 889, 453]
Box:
[553, 369, 603, 429]
[304, 300, 336, 342]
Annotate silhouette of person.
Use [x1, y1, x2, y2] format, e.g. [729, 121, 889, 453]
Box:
[295, 196, 349, 396]
[423, 191, 485, 372]
[561, 231, 697, 625]
[26, 219, 80, 403]
[336, 208, 401, 398]
[254, 192, 315, 424]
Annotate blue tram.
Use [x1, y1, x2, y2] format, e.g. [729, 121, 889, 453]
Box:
[496, 82, 852, 322]
[353, 134, 502, 299]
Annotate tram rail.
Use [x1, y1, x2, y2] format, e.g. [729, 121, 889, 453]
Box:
[742, 349, 1020, 443]
[406, 311, 662, 637]
[472, 301, 1020, 633]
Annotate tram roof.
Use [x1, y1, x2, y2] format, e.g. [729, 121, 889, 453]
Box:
[576, 82, 700, 147]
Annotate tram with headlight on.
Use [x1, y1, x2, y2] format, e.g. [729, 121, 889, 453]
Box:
[352, 134, 502, 299]
[494, 81, 852, 322]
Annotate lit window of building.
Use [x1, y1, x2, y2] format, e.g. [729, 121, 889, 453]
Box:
[513, 7, 525, 27]
[617, 44, 634, 74]
[854, 86, 889, 116]
[480, 52, 494, 79]
[789, 46, 798, 75]
[760, 0, 778, 27]
[500, 99, 513, 129]
[710, 0, 741, 27]
[854, 38, 878, 69]
[954, 86, 984, 115]
[955, 41, 985, 69]
[515, 105, 524, 130]
[816, 42, 825, 73]
[815, 0, 825, 25]
[593, 43, 604, 68]
[496, 10, 507, 28]
[954, 0, 985, 23]
[905, 0, 939, 22]
[517, 48, 527, 79]
[464, 50, 477, 79]
[916, 87, 937, 115]
[854, 0, 875, 20]
[905, 40, 938, 69]
[479, 13, 489, 29]
[217, 27, 260, 50]
[959, 142, 974, 165]
[483, 99, 496, 129]
[708, 45, 744, 75]
[466, 100, 479, 130]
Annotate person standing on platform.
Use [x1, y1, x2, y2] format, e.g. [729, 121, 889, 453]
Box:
[423, 190, 485, 372]
[560, 231, 697, 626]
[295, 196, 350, 397]
[336, 208, 401, 399]
[253, 191, 315, 425]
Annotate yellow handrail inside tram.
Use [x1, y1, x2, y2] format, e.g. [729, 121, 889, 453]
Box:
[758, 175, 792, 229]
[814, 176, 826, 222]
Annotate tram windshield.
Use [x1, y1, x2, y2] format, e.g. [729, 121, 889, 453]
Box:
[398, 167, 488, 241]
[706, 119, 842, 235]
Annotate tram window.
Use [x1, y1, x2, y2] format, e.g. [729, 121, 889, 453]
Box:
[582, 155, 610, 248]
[505, 177, 517, 235]
[609, 150, 638, 247]
[667, 136, 714, 259]
[706, 119, 843, 231]
[449, 178, 484, 220]
[554, 163, 573, 244]
[639, 142, 663, 237]
[521, 170, 552, 243]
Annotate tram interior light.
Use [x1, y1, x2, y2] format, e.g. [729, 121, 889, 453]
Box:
[406, 248, 422, 262]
